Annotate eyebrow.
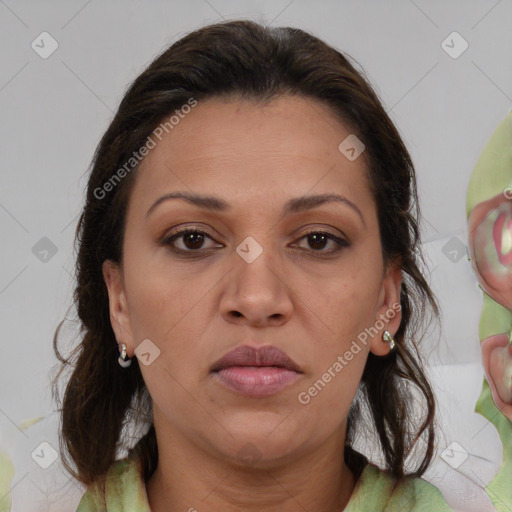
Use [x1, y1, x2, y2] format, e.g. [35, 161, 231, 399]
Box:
[146, 191, 365, 226]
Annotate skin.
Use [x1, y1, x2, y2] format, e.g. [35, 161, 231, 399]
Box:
[103, 94, 402, 511]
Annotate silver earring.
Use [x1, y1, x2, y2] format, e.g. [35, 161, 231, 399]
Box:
[382, 331, 396, 351]
[118, 342, 132, 368]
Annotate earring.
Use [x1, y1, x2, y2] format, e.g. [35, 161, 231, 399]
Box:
[382, 331, 396, 351]
[118, 342, 132, 368]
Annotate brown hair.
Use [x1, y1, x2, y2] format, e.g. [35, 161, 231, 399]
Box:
[52, 19, 439, 490]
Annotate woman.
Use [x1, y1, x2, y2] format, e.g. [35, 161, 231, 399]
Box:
[52, 19, 452, 511]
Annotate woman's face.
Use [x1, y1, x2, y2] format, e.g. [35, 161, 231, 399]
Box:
[103, 95, 402, 467]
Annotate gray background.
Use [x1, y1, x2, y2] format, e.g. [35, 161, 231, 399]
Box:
[1, 0, 511, 510]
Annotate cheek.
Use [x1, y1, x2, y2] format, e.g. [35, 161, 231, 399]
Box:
[122, 252, 222, 396]
[295, 345, 367, 440]
[294, 267, 378, 410]
[123, 250, 204, 339]
[126, 262, 212, 415]
[311, 261, 382, 345]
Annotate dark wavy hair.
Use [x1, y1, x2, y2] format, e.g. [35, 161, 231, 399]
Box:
[51, 19, 440, 490]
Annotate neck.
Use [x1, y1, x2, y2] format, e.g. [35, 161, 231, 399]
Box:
[146, 419, 357, 512]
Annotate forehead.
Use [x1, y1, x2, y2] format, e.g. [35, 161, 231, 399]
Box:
[128, 95, 374, 217]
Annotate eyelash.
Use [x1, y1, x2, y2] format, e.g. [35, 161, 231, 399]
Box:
[160, 226, 349, 257]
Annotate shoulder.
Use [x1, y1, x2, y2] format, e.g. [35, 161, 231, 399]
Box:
[76, 453, 150, 512]
[345, 463, 453, 512]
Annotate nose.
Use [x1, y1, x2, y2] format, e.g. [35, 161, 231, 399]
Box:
[220, 248, 293, 327]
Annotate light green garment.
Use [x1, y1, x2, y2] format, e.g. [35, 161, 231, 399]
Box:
[76, 452, 453, 511]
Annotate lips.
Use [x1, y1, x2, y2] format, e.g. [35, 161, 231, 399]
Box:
[211, 345, 303, 398]
[211, 345, 303, 373]
[468, 195, 512, 309]
[481, 333, 512, 421]
[493, 211, 512, 267]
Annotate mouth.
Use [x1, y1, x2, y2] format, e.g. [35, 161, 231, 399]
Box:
[210, 345, 303, 398]
[211, 344, 303, 373]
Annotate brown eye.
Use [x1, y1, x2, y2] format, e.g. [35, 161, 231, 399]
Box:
[162, 228, 222, 253]
[180, 231, 207, 250]
[295, 231, 349, 253]
[161, 227, 349, 257]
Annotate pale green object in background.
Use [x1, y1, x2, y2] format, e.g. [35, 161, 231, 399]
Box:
[467, 112, 512, 217]
[0, 416, 44, 512]
[467, 110, 512, 512]
[0, 450, 15, 512]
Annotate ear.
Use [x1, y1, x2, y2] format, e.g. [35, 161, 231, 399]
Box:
[369, 261, 403, 357]
[102, 259, 135, 357]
